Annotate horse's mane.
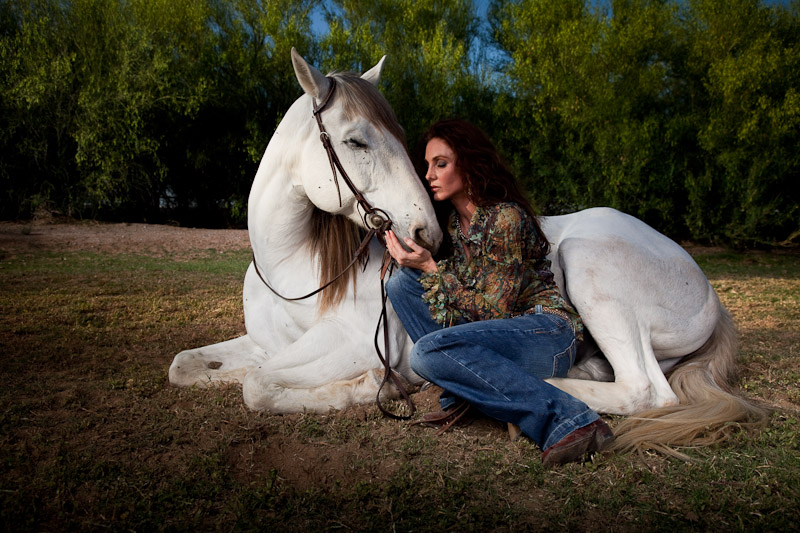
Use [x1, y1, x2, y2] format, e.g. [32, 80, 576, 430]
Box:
[308, 72, 407, 312]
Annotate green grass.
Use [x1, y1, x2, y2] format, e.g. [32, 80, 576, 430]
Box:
[1, 246, 798, 531]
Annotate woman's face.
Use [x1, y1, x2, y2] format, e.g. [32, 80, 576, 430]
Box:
[424, 137, 468, 204]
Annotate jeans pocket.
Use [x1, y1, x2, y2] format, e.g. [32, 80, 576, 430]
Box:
[552, 338, 577, 378]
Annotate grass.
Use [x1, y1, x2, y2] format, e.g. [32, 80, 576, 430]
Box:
[1, 243, 798, 531]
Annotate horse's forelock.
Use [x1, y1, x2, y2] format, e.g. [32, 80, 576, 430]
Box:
[330, 73, 407, 148]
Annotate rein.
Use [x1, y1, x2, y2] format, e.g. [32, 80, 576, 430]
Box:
[251, 77, 415, 420]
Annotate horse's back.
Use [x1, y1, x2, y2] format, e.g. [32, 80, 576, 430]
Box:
[543, 208, 719, 357]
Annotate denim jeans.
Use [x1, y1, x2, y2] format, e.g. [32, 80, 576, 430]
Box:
[385, 266, 599, 450]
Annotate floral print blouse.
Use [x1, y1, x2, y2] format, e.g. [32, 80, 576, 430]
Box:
[419, 202, 583, 338]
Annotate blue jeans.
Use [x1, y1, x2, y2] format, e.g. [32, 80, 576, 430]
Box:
[385, 266, 599, 450]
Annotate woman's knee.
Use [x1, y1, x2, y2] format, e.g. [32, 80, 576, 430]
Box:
[410, 333, 457, 381]
[385, 267, 417, 299]
[409, 342, 428, 378]
[384, 269, 401, 298]
[409, 337, 440, 379]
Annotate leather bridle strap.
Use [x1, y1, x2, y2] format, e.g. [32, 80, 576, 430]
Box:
[313, 78, 392, 234]
[251, 226, 376, 302]
[374, 254, 416, 420]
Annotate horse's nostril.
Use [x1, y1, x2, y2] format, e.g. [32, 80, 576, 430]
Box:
[413, 227, 431, 250]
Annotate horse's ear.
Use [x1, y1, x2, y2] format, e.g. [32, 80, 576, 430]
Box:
[291, 47, 330, 100]
[361, 56, 386, 86]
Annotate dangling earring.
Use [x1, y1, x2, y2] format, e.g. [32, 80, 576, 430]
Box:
[466, 186, 476, 209]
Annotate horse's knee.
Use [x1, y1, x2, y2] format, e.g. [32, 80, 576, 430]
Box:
[621, 379, 679, 412]
[242, 366, 393, 414]
[242, 369, 276, 411]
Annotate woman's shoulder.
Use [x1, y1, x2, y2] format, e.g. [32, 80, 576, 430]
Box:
[482, 202, 529, 227]
[473, 203, 532, 245]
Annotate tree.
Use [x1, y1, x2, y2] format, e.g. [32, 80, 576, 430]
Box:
[0, 0, 318, 225]
[490, 0, 799, 244]
[683, 0, 800, 244]
[491, 0, 692, 234]
[319, 0, 488, 152]
[162, 0, 316, 225]
[1, 0, 81, 217]
[0, 0, 214, 220]
[2, 0, 797, 243]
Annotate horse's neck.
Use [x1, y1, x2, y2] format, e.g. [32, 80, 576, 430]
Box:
[248, 108, 315, 267]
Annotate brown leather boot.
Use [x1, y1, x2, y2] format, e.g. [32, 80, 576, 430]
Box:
[541, 419, 614, 466]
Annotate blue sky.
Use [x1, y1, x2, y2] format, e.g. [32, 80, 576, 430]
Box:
[310, 0, 792, 36]
[310, 0, 493, 35]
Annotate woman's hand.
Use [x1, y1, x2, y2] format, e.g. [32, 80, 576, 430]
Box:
[385, 230, 438, 273]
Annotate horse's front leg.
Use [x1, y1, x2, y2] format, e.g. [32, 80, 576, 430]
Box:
[169, 334, 267, 387]
[242, 320, 409, 413]
[545, 309, 679, 415]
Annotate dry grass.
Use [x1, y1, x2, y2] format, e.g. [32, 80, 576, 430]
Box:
[1, 223, 798, 531]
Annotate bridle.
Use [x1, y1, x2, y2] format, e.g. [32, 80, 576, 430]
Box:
[251, 77, 416, 420]
[311, 78, 393, 233]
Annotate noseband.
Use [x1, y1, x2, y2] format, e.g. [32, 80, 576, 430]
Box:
[252, 77, 415, 420]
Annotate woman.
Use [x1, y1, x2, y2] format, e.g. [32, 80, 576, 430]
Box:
[384, 119, 613, 466]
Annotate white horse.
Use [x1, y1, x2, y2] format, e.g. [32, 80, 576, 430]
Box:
[170, 49, 442, 413]
[171, 50, 766, 454]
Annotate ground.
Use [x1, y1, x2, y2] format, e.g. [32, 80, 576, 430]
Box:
[0, 218, 510, 492]
[0, 219, 251, 256]
[1, 218, 797, 531]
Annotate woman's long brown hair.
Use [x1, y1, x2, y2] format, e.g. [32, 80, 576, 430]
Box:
[417, 118, 550, 257]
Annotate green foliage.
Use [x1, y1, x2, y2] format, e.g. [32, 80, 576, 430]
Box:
[684, 0, 800, 245]
[1, 0, 214, 219]
[491, 0, 799, 244]
[167, 0, 316, 226]
[0, 0, 798, 244]
[0, 0, 315, 225]
[1, 0, 80, 216]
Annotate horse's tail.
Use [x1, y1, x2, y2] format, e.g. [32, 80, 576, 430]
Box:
[611, 305, 769, 459]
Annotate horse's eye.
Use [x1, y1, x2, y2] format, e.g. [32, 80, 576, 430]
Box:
[346, 138, 368, 149]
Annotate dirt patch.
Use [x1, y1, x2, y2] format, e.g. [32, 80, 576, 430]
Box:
[225, 385, 514, 491]
[0, 220, 250, 257]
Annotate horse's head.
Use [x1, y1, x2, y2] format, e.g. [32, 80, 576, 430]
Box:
[289, 49, 442, 253]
